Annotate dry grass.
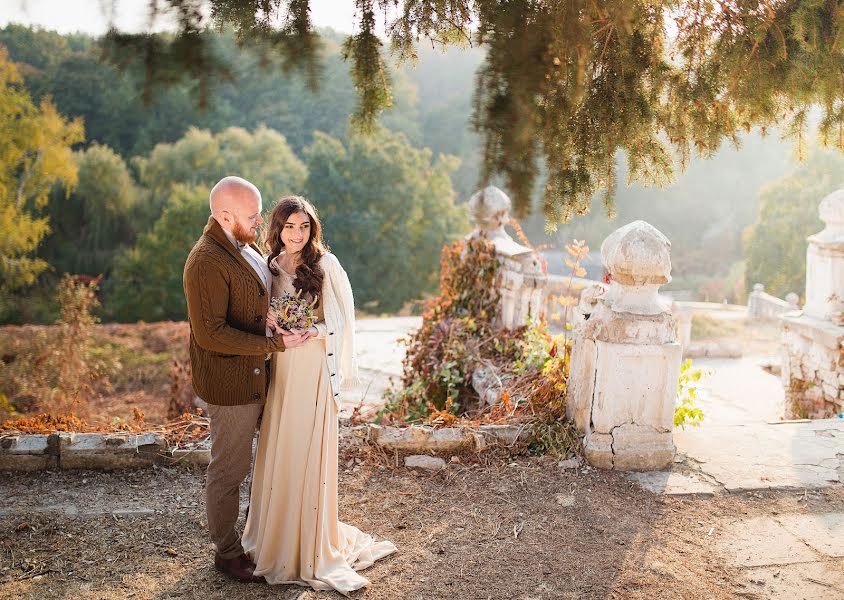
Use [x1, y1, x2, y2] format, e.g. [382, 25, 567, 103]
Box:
[690, 313, 781, 355]
[0, 322, 189, 424]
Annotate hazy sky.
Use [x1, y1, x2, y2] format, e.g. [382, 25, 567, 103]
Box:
[2, 0, 365, 35]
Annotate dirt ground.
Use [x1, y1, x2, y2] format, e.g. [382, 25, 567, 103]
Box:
[3, 438, 843, 600]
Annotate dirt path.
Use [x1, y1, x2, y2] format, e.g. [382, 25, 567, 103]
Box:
[3, 443, 843, 600]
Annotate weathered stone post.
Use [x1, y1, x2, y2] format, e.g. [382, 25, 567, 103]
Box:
[466, 186, 547, 329]
[567, 221, 681, 470]
[782, 189, 844, 418]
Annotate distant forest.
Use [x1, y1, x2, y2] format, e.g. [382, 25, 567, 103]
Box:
[0, 23, 838, 323]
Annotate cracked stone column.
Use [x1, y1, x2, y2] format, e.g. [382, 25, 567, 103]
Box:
[781, 188, 844, 418]
[467, 186, 547, 330]
[567, 220, 681, 470]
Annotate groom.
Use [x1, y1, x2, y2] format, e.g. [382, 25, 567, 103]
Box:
[183, 176, 306, 583]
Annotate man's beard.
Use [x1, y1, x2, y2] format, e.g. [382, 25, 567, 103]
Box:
[232, 220, 257, 245]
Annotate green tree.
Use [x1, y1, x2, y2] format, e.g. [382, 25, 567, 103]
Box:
[41, 144, 140, 276]
[216, 126, 309, 202]
[133, 125, 307, 226]
[303, 128, 469, 312]
[108, 184, 208, 322]
[0, 45, 84, 292]
[0, 24, 71, 71]
[743, 148, 841, 299]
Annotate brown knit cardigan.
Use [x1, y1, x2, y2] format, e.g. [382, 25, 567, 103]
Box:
[183, 216, 285, 406]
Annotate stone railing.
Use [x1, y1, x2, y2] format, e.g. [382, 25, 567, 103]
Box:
[467, 186, 547, 329]
[747, 283, 799, 320]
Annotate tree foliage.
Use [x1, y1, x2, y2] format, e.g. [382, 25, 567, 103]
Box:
[133, 125, 307, 224]
[108, 184, 209, 322]
[95, 1, 844, 225]
[303, 127, 469, 312]
[0, 45, 83, 291]
[743, 147, 840, 298]
[41, 144, 140, 277]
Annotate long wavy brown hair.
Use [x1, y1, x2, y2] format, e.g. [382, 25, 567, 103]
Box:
[264, 196, 328, 306]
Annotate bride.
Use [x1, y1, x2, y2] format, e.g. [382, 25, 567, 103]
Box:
[241, 195, 396, 593]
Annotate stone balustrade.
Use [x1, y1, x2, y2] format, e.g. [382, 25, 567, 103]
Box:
[467, 186, 547, 329]
[747, 283, 799, 320]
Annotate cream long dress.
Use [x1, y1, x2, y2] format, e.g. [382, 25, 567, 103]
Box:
[241, 268, 396, 594]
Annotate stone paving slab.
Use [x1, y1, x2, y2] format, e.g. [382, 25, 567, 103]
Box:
[0, 432, 211, 471]
[741, 560, 844, 599]
[776, 513, 844, 558]
[339, 316, 420, 417]
[716, 513, 844, 599]
[716, 516, 822, 567]
[58, 431, 166, 469]
[625, 470, 719, 497]
[675, 420, 844, 492]
[0, 434, 57, 471]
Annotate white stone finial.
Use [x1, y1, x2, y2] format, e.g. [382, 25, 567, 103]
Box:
[468, 186, 511, 235]
[467, 186, 533, 259]
[804, 188, 844, 321]
[816, 188, 844, 244]
[600, 220, 672, 315]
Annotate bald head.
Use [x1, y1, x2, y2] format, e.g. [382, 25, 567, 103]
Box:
[209, 176, 264, 243]
[210, 176, 262, 216]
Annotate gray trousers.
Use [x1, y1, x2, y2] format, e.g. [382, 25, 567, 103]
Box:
[205, 402, 263, 559]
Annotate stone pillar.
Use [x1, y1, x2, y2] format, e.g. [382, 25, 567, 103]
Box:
[467, 186, 547, 329]
[781, 189, 844, 418]
[747, 283, 766, 319]
[804, 190, 844, 320]
[567, 220, 681, 471]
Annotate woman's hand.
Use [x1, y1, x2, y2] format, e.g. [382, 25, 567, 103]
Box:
[279, 326, 317, 348]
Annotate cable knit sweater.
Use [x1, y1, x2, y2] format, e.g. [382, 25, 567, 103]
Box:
[183, 216, 286, 406]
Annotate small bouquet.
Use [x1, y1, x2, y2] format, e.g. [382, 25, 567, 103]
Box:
[270, 289, 319, 331]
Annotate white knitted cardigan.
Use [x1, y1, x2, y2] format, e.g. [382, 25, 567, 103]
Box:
[271, 252, 359, 409]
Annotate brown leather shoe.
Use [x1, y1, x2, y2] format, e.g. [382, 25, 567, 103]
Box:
[214, 553, 265, 583]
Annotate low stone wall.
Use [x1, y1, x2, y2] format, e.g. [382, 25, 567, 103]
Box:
[0, 432, 210, 471]
[1, 424, 542, 472]
[747, 284, 799, 320]
[781, 313, 844, 418]
[367, 423, 532, 453]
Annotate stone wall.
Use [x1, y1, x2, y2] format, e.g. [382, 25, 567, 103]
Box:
[781, 315, 844, 418]
[781, 188, 844, 419]
[747, 284, 799, 320]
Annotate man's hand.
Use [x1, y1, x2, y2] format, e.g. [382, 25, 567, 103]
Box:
[267, 310, 280, 333]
